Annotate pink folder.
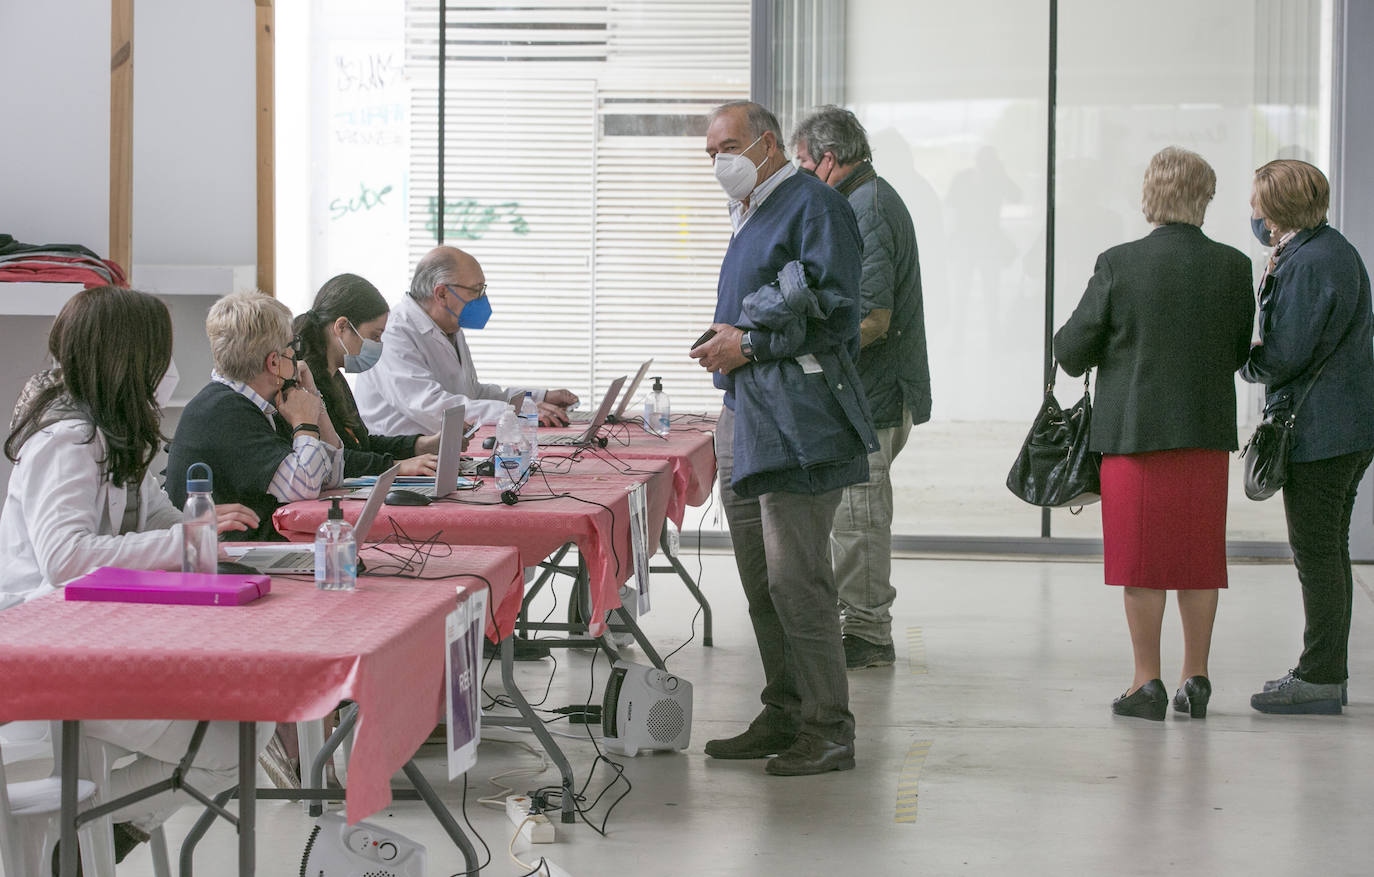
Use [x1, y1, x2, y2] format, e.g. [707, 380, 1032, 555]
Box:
[64, 567, 271, 606]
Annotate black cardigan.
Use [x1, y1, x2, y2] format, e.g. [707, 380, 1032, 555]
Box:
[323, 370, 421, 477]
[1054, 223, 1255, 455]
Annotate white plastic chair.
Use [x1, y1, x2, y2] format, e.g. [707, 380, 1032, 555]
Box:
[0, 722, 98, 876]
[81, 735, 172, 877]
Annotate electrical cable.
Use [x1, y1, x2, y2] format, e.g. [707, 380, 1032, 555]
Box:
[445, 772, 492, 877]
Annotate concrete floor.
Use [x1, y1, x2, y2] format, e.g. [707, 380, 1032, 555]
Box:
[110, 551, 1372, 877]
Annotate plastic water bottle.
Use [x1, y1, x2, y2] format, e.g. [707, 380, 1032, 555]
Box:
[181, 462, 217, 574]
[314, 497, 357, 591]
[643, 376, 671, 436]
[519, 391, 540, 469]
[494, 405, 528, 491]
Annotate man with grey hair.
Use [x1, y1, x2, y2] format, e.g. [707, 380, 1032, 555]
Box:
[792, 105, 930, 670]
[692, 100, 876, 775]
[354, 245, 578, 432]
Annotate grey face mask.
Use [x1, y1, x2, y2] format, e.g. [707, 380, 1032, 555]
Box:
[340, 321, 384, 373]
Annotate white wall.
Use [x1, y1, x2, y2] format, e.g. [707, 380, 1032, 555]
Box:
[132, 0, 257, 267]
[0, 1, 259, 498]
[0, 0, 112, 249]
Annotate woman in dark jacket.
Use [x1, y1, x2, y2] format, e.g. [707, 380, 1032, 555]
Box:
[294, 274, 440, 477]
[1055, 147, 1255, 721]
[1241, 159, 1374, 715]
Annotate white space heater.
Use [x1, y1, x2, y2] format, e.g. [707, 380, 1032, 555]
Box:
[300, 813, 426, 877]
[601, 661, 693, 756]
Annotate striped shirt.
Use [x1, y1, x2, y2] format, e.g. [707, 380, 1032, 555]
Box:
[210, 372, 343, 502]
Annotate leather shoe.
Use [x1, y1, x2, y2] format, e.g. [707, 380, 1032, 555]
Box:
[704, 724, 797, 760]
[1112, 679, 1167, 721]
[764, 732, 856, 776]
[1172, 676, 1211, 718]
[843, 635, 896, 670]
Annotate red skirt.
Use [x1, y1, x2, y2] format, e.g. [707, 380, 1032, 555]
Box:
[1100, 448, 1228, 590]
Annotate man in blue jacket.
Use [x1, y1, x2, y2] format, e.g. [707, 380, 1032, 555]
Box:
[691, 101, 878, 776]
[793, 106, 931, 670]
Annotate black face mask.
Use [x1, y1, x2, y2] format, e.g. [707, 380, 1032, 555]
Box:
[1251, 215, 1273, 247]
[797, 165, 818, 178]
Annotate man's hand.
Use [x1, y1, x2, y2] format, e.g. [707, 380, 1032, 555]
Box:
[276, 383, 324, 428]
[537, 401, 570, 427]
[690, 323, 749, 375]
[214, 503, 260, 535]
[545, 389, 579, 408]
[398, 454, 439, 476]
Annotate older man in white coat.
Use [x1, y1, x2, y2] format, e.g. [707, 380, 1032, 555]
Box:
[354, 246, 578, 431]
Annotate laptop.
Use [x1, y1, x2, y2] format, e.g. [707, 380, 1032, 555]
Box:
[568, 359, 652, 423]
[547, 375, 626, 446]
[235, 464, 399, 573]
[349, 404, 466, 499]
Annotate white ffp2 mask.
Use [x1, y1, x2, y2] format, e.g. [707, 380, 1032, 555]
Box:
[713, 135, 765, 200]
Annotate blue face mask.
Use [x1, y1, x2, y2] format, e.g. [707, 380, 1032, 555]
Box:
[1251, 215, 1273, 247]
[453, 294, 492, 330]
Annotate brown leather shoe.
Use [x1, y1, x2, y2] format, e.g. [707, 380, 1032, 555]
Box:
[764, 733, 855, 776]
[704, 724, 797, 760]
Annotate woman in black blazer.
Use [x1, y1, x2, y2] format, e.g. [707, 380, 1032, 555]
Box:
[293, 274, 441, 477]
[1055, 147, 1254, 721]
[1241, 160, 1374, 715]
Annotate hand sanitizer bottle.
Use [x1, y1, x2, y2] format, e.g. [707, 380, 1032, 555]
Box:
[315, 497, 356, 591]
[643, 376, 671, 436]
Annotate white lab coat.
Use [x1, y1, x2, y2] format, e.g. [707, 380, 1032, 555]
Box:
[353, 293, 542, 433]
[0, 417, 271, 759]
[0, 418, 182, 605]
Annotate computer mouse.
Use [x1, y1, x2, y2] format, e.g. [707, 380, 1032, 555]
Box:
[482, 435, 496, 450]
[216, 560, 260, 576]
[385, 488, 432, 506]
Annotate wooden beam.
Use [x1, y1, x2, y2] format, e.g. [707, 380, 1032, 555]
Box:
[109, 0, 134, 276]
[255, 0, 275, 296]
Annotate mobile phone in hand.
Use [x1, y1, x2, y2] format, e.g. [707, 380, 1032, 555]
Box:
[691, 328, 717, 351]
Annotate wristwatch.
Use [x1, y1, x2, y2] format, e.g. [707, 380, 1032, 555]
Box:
[739, 331, 756, 361]
[292, 422, 321, 437]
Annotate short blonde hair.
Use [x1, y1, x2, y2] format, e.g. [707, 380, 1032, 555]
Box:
[1253, 159, 1329, 233]
[1141, 146, 1216, 226]
[206, 291, 293, 382]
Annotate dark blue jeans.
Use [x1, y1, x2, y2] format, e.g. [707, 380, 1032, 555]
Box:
[1283, 448, 1374, 684]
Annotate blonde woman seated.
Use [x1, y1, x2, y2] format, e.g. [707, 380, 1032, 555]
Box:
[167, 290, 345, 538]
[0, 286, 267, 864]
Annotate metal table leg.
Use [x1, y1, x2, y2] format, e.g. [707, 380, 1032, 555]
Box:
[58, 720, 79, 877]
[492, 635, 578, 824]
[650, 528, 713, 646]
[400, 760, 480, 872]
[237, 722, 255, 876]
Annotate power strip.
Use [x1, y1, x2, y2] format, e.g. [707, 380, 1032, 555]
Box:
[506, 794, 555, 844]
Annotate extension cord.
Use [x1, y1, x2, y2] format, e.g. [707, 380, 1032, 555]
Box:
[506, 794, 555, 844]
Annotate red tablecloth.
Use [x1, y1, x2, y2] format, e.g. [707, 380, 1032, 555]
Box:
[0, 548, 522, 822]
[472, 415, 717, 527]
[274, 457, 674, 635]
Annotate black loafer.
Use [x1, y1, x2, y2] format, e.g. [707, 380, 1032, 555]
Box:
[1112, 679, 1167, 721]
[764, 733, 856, 776]
[1172, 676, 1212, 718]
[705, 725, 797, 760]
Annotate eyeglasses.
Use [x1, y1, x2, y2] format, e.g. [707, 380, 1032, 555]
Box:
[446, 282, 488, 299]
[281, 335, 303, 360]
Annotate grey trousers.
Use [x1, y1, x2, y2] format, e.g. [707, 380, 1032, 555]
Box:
[716, 406, 855, 745]
[832, 410, 912, 645]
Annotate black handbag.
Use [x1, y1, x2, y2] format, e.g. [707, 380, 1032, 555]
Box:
[1240, 359, 1331, 501]
[1006, 368, 1102, 508]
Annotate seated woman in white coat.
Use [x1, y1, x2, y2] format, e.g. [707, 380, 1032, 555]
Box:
[0, 285, 269, 865]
